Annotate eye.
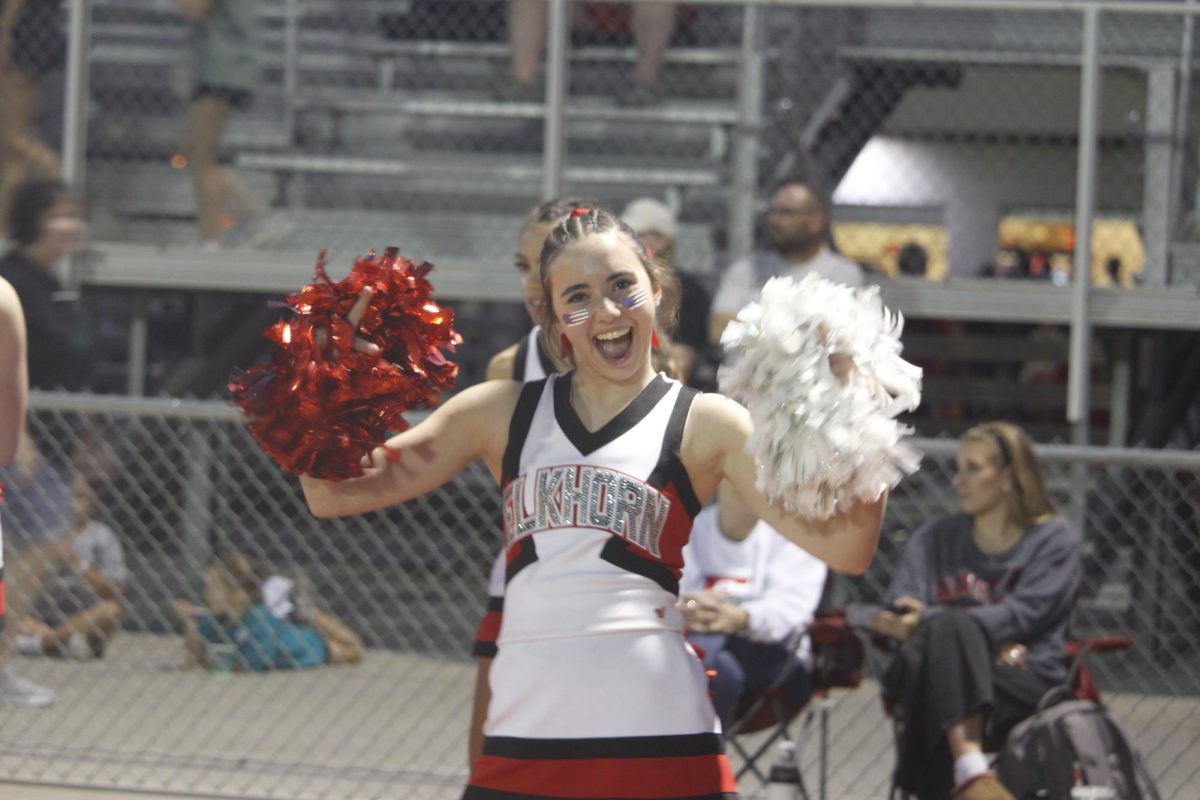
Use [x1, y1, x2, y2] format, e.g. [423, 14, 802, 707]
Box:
[566, 291, 588, 304]
[614, 277, 634, 291]
[514, 260, 530, 274]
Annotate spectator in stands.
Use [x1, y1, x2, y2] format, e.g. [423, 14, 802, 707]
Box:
[680, 491, 827, 733]
[171, 551, 364, 672]
[14, 481, 126, 660]
[709, 179, 863, 344]
[0, 270, 57, 707]
[897, 241, 929, 278]
[869, 421, 1081, 800]
[0, 0, 64, 237]
[178, 0, 258, 250]
[620, 196, 713, 388]
[504, 2, 677, 106]
[0, 179, 91, 550]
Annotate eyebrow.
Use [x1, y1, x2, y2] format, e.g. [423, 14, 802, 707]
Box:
[560, 282, 589, 298]
[608, 271, 637, 285]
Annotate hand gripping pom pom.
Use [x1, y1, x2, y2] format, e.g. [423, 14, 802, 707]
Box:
[229, 248, 462, 480]
[719, 274, 923, 520]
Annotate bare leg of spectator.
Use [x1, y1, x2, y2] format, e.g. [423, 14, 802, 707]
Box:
[171, 599, 208, 669]
[20, 600, 121, 656]
[0, 71, 62, 235]
[631, 4, 675, 87]
[509, 0, 547, 89]
[310, 609, 364, 665]
[185, 94, 233, 248]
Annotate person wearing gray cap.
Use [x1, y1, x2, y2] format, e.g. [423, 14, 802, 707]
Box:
[620, 197, 713, 389]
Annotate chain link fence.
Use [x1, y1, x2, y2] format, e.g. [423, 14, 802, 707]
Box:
[0, 394, 1198, 798]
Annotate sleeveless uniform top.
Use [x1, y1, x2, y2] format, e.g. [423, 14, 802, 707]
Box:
[466, 372, 737, 800]
[498, 372, 702, 643]
[511, 325, 556, 382]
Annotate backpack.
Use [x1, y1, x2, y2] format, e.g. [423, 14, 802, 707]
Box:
[995, 687, 1161, 800]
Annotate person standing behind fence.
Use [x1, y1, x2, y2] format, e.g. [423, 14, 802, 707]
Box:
[0, 0, 64, 238]
[869, 421, 1081, 800]
[709, 179, 863, 345]
[179, 0, 258, 250]
[0, 274, 57, 707]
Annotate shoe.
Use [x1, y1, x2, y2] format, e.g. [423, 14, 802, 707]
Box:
[14, 633, 44, 657]
[0, 667, 57, 708]
[951, 772, 1015, 800]
[66, 632, 92, 661]
[616, 81, 661, 108]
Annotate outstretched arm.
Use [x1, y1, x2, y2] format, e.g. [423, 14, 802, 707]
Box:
[683, 393, 885, 575]
[0, 277, 28, 467]
[299, 379, 521, 518]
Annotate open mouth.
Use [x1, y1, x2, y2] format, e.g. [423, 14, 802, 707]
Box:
[593, 327, 634, 363]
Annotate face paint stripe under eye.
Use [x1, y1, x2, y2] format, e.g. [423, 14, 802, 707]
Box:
[620, 288, 649, 310]
[562, 308, 590, 326]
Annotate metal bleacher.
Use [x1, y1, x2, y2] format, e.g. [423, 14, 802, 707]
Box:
[86, 0, 744, 268]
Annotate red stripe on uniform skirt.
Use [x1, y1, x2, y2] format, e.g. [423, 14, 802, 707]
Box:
[0, 576, 7, 629]
[469, 752, 736, 798]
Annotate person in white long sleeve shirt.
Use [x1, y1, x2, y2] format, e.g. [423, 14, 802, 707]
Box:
[680, 503, 828, 733]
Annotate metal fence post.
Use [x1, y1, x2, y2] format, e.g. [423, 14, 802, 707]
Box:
[730, 3, 764, 263]
[283, 0, 300, 146]
[60, 0, 91, 290]
[181, 427, 216, 597]
[542, 0, 570, 201]
[1068, 5, 1100, 445]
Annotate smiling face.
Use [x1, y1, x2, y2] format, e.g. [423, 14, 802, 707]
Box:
[546, 231, 660, 385]
[516, 220, 555, 322]
[952, 439, 1011, 518]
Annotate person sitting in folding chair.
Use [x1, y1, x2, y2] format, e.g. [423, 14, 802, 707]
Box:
[868, 421, 1082, 800]
[679, 488, 828, 734]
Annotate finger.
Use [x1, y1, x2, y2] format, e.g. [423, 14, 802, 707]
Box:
[347, 287, 373, 329]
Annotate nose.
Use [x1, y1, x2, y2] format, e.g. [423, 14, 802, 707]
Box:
[595, 295, 622, 320]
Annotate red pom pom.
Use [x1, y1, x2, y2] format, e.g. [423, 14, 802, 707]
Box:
[229, 248, 461, 480]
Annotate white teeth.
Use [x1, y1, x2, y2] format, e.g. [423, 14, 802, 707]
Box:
[595, 329, 631, 341]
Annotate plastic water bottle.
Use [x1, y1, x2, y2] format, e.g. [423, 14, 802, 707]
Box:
[765, 740, 802, 800]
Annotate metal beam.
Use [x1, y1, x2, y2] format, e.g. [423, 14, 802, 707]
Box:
[1068, 5, 1101, 445]
[542, 0, 570, 200]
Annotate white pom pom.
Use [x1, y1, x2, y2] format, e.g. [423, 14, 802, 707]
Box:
[719, 274, 923, 520]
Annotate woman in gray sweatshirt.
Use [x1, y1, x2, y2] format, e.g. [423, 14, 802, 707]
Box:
[871, 422, 1081, 800]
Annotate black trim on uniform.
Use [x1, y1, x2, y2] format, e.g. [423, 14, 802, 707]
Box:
[463, 789, 736, 800]
[471, 641, 498, 658]
[486, 596, 504, 613]
[554, 372, 670, 456]
[513, 334, 530, 381]
[646, 386, 702, 519]
[502, 379, 548, 486]
[600, 537, 679, 595]
[483, 732, 725, 760]
[505, 537, 538, 585]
